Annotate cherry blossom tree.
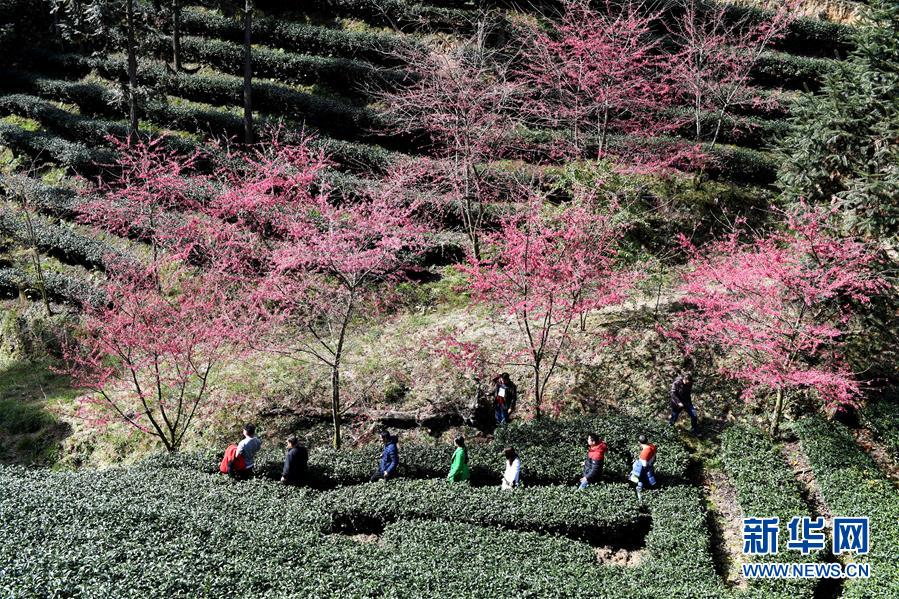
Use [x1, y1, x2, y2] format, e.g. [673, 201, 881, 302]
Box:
[195, 132, 430, 448]
[259, 171, 431, 449]
[63, 260, 246, 452]
[668, 0, 799, 149]
[670, 208, 886, 435]
[521, 0, 676, 161]
[77, 135, 206, 284]
[463, 189, 632, 416]
[376, 20, 519, 259]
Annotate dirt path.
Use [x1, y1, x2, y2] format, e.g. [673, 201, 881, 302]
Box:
[701, 467, 747, 589]
[780, 440, 832, 520]
[780, 440, 846, 599]
[853, 427, 899, 483]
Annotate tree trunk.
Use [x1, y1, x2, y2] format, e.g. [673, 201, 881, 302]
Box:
[125, 0, 139, 143]
[532, 363, 543, 419]
[23, 211, 52, 316]
[769, 387, 785, 436]
[331, 365, 341, 449]
[242, 0, 253, 144]
[172, 0, 182, 72]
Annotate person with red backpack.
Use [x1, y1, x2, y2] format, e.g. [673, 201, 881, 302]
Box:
[578, 433, 607, 489]
[219, 443, 245, 475]
[225, 423, 261, 480]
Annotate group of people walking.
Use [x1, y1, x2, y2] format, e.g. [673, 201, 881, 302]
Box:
[221, 423, 659, 500]
[368, 428, 658, 499]
[221, 369, 696, 500]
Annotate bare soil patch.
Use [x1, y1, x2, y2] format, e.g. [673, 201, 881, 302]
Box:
[347, 533, 382, 545]
[593, 545, 646, 567]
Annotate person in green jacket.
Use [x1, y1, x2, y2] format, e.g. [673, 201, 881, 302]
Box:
[447, 436, 470, 483]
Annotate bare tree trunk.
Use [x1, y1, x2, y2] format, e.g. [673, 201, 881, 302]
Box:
[172, 0, 182, 72]
[769, 387, 785, 436]
[532, 362, 543, 419]
[331, 365, 341, 449]
[23, 211, 52, 316]
[125, 0, 139, 143]
[242, 0, 253, 144]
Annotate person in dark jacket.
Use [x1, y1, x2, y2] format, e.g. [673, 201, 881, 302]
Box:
[370, 431, 399, 482]
[578, 433, 607, 489]
[492, 372, 518, 425]
[669, 371, 699, 434]
[280, 436, 308, 486]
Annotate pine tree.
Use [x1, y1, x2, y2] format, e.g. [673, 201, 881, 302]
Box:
[777, 0, 899, 252]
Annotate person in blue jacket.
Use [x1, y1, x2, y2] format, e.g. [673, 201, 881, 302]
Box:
[370, 430, 399, 482]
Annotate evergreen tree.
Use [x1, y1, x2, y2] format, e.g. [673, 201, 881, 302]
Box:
[777, 0, 899, 252]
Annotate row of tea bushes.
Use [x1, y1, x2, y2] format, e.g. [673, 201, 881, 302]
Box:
[0, 460, 728, 597]
[794, 418, 899, 599]
[318, 479, 648, 541]
[0, 206, 118, 271]
[720, 425, 818, 598]
[180, 5, 416, 66]
[861, 399, 899, 458]
[0, 266, 101, 306]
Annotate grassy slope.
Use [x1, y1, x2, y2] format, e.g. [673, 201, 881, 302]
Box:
[0, 357, 76, 464]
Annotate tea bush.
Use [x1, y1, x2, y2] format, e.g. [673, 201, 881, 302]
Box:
[0, 265, 101, 306]
[795, 418, 899, 599]
[319, 479, 647, 541]
[167, 36, 406, 98]
[0, 206, 119, 271]
[180, 6, 415, 66]
[0, 460, 730, 597]
[861, 399, 899, 458]
[0, 122, 114, 176]
[1, 173, 80, 219]
[721, 426, 817, 597]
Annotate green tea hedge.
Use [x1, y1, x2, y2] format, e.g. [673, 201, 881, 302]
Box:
[721, 425, 818, 597]
[861, 399, 899, 458]
[1, 173, 80, 219]
[0, 207, 117, 271]
[0, 462, 728, 597]
[0, 122, 114, 176]
[180, 6, 415, 66]
[318, 479, 648, 541]
[0, 266, 101, 306]
[253, 0, 484, 34]
[169, 35, 406, 98]
[795, 418, 899, 599]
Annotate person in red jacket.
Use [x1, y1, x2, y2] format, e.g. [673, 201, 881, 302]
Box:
[578, 433, 607, 489]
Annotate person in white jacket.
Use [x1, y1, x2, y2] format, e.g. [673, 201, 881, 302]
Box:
[501, 447, 521, 490]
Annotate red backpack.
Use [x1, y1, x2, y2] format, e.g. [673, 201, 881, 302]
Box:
[219, 443, 246, 474]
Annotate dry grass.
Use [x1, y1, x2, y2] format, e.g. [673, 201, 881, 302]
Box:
[731, 0, 863, 24]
